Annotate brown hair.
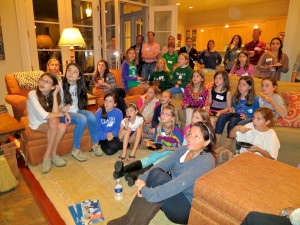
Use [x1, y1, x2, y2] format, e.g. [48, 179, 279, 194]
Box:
[192, 109, 211, 124]
[94, 59, 110, 83]
[101, 93, 118, 119]
[254, 107, 275, 127]
[236, 51, 250, 70]
[213, 70, 230, 92]
[125, 47, 136, 63]
[189, 70, 205, 95]
[36, 73, 61, 112]
[261, 77, 278, 93]
[190, 122, 216, 153]
[233, 76, 256, 106]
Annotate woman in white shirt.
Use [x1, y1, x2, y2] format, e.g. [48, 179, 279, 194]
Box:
[27, 73, 71, 174]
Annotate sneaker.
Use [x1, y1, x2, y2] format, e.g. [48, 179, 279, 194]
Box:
[42, 159, 51, 174]
[92, 144, 103, 156]
[72, 149, 88, 162]
[51, 155, 66, 167]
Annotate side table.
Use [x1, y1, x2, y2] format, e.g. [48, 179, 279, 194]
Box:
[0, 113, 25, 192]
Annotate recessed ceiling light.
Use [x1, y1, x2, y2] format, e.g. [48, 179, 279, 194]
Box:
[189, 6, 193, 9]
[253, 25, 259, 29]
[225, 24, 229, 28]
[176, 3, 180, 6]
[201, 29, 204, 32]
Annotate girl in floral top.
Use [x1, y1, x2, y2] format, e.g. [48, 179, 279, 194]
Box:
[182, 70, 209, 125]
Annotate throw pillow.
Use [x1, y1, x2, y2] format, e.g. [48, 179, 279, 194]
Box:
[275, 91, 300, 128]
[14, 70, 44, 89]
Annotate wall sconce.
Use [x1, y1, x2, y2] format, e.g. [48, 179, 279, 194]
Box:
[36, 34, 54, 49]
[58, 28, 86, 63]
[85, 8, 92, 17]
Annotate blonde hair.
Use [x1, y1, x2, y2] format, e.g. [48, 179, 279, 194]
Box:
[154, 57, 170, 73]
[47, 58, 61, 75]
[156, 105, 177, 136]
[178, 53, 189, 66]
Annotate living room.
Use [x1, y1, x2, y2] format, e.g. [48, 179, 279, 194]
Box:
[1, 0, 300, 225]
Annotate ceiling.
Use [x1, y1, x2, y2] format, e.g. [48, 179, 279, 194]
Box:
[174, 0, 288, 13]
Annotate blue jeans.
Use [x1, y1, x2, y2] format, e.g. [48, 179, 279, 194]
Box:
[168, 87, 183, 94]
[141, 62, 156, 80]
[68, 109, 98, 148]
[140, 150, 173, 168]
[215, 114, 242, 137]
[146, 168, 191, 224]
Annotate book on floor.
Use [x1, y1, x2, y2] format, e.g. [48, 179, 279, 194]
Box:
[68, 199, 104, 225]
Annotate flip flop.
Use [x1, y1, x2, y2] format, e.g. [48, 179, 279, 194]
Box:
[118, 155, 126, 162]
[126, 155, 136, 161]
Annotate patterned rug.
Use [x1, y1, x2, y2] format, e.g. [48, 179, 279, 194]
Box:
[29, 149, 177, 225]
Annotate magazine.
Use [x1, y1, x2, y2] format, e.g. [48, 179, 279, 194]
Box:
[68, 199, 104, 225]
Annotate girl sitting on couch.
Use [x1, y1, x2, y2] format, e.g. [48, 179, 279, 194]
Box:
[229, 107, 280, 160]
[27, 73, 71, 174]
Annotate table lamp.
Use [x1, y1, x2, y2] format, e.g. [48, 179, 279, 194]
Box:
[58, 28, 86, 63]
[36, 34, 54, 49]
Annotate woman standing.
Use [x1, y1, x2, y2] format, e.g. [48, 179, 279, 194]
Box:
[108, 121, 215, 225]
[198, 40, 222, 73]
[224, 35, 243, 73]
[256, 37, 289, 80]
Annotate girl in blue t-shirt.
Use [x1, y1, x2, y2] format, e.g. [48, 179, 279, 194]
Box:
[215, 76, 259, 149]
[95, 93, 123, 155]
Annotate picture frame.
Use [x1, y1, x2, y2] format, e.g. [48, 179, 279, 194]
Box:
[0, 17, 5, 60]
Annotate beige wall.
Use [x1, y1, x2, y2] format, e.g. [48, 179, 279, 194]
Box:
[0, 0, 23, 107]
[176, 11, 187, 49]
[183, 0, 289, 27]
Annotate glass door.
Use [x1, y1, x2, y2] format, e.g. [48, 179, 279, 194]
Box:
[149, 5, 177, 48]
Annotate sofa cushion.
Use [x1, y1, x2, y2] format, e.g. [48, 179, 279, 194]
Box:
[275, 91, 300, 128]
[14, 70, 44, 89]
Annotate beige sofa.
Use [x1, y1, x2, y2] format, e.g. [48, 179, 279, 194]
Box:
[172, 73, 300, 166]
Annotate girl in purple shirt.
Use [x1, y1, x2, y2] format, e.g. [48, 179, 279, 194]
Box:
[230, 51, 254, 77]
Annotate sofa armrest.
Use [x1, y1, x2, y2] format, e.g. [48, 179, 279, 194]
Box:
[92, 87, 105, 98]
[5, 95, 27, 119]
[127, 86, 145, 96]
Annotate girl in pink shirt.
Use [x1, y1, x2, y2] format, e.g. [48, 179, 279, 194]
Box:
[230, 51, 254, 77]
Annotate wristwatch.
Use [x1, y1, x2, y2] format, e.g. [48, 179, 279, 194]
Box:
[280, 208, 289, 218]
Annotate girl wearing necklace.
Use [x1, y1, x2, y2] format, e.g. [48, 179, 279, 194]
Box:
[108, 121, 215, 225]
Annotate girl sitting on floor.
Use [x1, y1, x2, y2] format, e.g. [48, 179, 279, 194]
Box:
[137, 85, 160, 138]
[27, 73, 71, 174]
[118, 103, 144, 161]
[229, 107, 280, 160]
[113, 105, 183, 187]
[95, 93, 123, 155]
[183, 109, 211, 145]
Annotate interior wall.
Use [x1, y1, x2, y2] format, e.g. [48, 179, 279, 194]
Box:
[0, 0, 23, 106]
[177, 11, 187, 49]
[184, 0, 289, 27]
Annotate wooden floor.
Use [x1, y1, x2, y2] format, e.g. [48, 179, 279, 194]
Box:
[0, 154, 65, 225]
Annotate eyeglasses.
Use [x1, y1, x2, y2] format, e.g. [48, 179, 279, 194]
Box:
[39, 78, 53, 85]
[161, 112, 173, 117]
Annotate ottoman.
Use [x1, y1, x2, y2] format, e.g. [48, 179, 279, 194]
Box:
[188, 152, 300, 225]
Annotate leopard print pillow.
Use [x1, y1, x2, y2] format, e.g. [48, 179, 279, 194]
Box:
[14, 70, 44, 89]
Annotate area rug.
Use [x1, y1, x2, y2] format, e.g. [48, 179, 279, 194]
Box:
[28, 149, 177, 225]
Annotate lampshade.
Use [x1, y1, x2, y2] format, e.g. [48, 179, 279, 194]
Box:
[36, 34, 54, 48]
[58, 28, 86, 47]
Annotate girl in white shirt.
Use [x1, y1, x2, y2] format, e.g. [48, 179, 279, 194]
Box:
[27, 73, 71, 174]
[229, 107, 280, 160]
[118, 103, 144, 161]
